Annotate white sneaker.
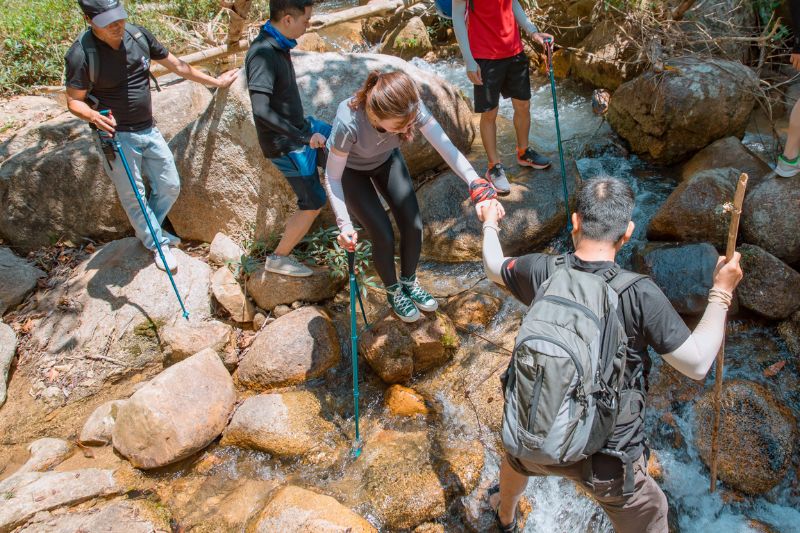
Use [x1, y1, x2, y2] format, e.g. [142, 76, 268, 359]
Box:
[264, 254, 312, 277]
[163, 231, 181, 246]
[776, 154, 800, 177]
[154, 246, 178, 273]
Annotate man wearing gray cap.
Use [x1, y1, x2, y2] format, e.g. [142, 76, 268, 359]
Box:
[64, 0, 238, 272]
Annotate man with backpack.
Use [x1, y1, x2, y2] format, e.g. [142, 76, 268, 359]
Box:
[451, 0, 553, 195]
[64, 0, 238, 272]
[480, 177, 743, 532]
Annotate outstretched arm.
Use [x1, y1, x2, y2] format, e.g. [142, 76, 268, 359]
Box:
[452, 0, 480, 84]
[154, 53, 239, 88]
[481, 202, 509, 285]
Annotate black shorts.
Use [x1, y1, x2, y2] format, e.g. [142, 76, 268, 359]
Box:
[473, 52, 531, 113]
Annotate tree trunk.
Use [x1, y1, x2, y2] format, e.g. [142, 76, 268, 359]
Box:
[223, 0, 253, 45]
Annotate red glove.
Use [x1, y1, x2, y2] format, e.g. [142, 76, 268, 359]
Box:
[469, 178, 497, 205]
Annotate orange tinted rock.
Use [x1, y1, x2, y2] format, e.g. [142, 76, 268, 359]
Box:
[385, 385, 428, 417]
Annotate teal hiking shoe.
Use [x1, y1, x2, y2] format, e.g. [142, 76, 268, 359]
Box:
[400, 275, 438, 312]
[387, 283, 421, 323]
[776, 154, 800, 177]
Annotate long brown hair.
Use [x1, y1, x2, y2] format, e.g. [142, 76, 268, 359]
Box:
[350, 70, 420, 141]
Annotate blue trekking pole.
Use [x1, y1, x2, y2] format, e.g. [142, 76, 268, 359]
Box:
[96, 110, 190, 320]
[347, 250, 369, 458]
[543, 37, 573, 233]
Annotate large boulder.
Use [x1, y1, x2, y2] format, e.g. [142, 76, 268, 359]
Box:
[381, 16, 433, 60]
[647, 167, 740, 249]
[360, 311, 458, 384]
[694, 380, 796, 494]
[0, 82, 212, 252]
[237, 306, 340, 390]
[246, 265, 344, 310]
[737, 244, 800, 320]
[742, 176, 800, 264]
[683, 0, 756, 62]
[221, 391, 339, 461]
[112, 348, 236, 469]
[27, 238, 212, 405]
[680, 136, 771, 185]
[778, 311, 800, 357]
[160, 319, 235, 367]
[631, 242, 718, 316]
[0, 247, 45, 315]
[607, 58, 759, 164]
[418, 156, 579, 262]
[16, 501, 160, 533]
[571, 19, 643, 90]
[15, 438, 73, 474]
[250, 485, 376, 533]
[0, 321, 16, 406]
[169, 52, 475, 243]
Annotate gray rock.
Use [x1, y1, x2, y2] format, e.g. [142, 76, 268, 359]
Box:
[0, 321, 16, 406]
[737, 244, 800, 320]
[246, 266, 344, 311]
[112, 348, 236, 469]
[237, 306, 340, 390]
[0, 247, 45, 315]
[211, 267, 256, 323]
[160, 319, 234, 367]
[381, 16, 433, 60]
[742, 175, 800, 264]
[16, 501, 158, 533]
[79, 400, 126, 446]
[15, 438, 73, 474]
[571, 19, 643, 90]
[208, 232, 245, 266]
[680, 136, 771, 185]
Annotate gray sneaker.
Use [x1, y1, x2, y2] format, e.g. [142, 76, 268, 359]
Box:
[776, 154, 800, 177]
[264, 254, 313, 277]
[486, 163, 511, 195]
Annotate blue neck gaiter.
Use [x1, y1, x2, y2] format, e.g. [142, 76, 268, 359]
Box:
[262, 20, 297, 51]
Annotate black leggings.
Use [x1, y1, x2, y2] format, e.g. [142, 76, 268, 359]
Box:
[341, 149, 422, 287]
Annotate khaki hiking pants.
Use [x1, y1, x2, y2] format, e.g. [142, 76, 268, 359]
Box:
[506, 453, 668, 533]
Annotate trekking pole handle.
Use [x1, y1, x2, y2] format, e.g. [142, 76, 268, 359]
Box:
[347, 250, 356, 273]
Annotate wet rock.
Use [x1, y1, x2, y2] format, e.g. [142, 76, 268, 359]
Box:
[169, 53, 474, 242]
[361, 430, 483, 529]
[571, 19, 643, 90]
[363, 15, 392, 44]
[161, 318, 235, 368]
[0, 83, 210, 252]
[381, 16, 433, 60]
[413, 524, 445, 533]
[416, 261, 485, 298]
[251, 485, 376, 532]
[680, 136, 772, 185]
[0, 321, 16, 406]
[15, 438, 73, 474]
[0, 247, 45, 315]
[631, 242, 718, 316]
[15, 501, 160, 533]
[209, 232, 245, 266]
[167, 477, 276, 531]
[79, 399, 126, 446]
[112, 348, 236, 469]
[385, 384, 428, 417]
[742, 176, 800, 264]
[0, 468, 121, 533]
[778, 311, 800, 357]
[444, 291, 501, 330]
[296, 31, 329, 52]
[418, 157, 579, 262]
[360, 311, 458, 384]
[648, 363, 704, 412]
[647, 167, 741, 249]
[694, 380, 796, 494]
[607, 58, 758, 164]
[737, 244, 800, 320]
[246, 265, 344, 311]
[237, 306, 340, 390]
[212, 267, 256, 323]
[28, 238, 212, 404]
[221, 391, 339, 460]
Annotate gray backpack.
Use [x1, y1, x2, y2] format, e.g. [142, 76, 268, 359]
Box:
[501, 254, 646, 495]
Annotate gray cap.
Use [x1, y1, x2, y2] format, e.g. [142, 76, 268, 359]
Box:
[78, 0, 128, 28]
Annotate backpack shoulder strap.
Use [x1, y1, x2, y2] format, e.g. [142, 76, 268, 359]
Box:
[607, 271, 648, 295]
[125, 23, 162, 92]
[79, 29, 99, 90]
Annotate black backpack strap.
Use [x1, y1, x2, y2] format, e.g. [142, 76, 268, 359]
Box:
[598, 448, 637, 497]
[125, 23, 161, 92]
[607, 271, 648, 295]
[79, 29, 100, 108]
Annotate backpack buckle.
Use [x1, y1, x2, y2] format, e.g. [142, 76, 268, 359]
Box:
[602, 268, 618, 282]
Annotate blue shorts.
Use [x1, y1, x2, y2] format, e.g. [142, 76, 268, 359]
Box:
[270, 117, 331, 211]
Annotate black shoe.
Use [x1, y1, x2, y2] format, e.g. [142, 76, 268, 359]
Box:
[517, 147, 551, 169]
[489, 484, 518, 532]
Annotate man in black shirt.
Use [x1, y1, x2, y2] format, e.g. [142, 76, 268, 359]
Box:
[65, 0, 238, 273]
[480, 177, 743, 532]
[246, 0, 329, 278]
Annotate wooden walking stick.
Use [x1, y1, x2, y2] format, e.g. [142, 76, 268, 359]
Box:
[709, 172, 748, 493]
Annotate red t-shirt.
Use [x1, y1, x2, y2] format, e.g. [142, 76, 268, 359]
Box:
[466, 0, 523, 60]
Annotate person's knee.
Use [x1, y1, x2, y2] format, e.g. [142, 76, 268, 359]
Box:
[512, 98, 530, 112]
[295, 177, 327, 211]
[481, 107, 500, 121]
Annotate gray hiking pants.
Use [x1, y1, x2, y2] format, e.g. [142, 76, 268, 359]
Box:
[506, 453, 668, 533]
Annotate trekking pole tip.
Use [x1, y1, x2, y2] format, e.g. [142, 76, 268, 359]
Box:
[182, 311, 190, 320]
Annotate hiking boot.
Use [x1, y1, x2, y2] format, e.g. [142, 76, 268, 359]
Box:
[517, 147, 551, 169]
[486, 163, 511, 195]
[264, 254, 313, 277]
[387, 282, 421, 323]
[776, 154, 800, 177]
[400, 274, 438, 312]
[154, 246, 178, 274]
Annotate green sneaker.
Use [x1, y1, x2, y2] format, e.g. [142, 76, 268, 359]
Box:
[387, 282, 421, 323]
[776, 154, 800, 177]
[400, 275, 438, 312]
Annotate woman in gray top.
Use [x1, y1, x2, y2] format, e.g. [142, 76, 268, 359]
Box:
[325, 70, 503, 322]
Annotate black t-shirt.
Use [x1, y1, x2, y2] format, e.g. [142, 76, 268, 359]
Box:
[245, 32, 308, 158]
[64, 25, 169, 132]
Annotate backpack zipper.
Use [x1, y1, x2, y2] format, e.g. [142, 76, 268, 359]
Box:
[513, 335, 585, 389]
[538, 295, 601, 329]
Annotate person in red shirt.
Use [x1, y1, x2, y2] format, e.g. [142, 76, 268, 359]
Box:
[452, 0, 553, 194]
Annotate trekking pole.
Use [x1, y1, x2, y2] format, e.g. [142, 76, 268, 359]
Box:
[96, 111, 190, 320]
[348, 250, 366, 457]
[543, 37, 572, 233]
[709, 172, 748, 493]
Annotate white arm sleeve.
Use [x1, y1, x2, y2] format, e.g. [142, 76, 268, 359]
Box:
[512, 0, 539, 35]
[452, 0, 478, 73]
[482, 224, 508, 286]
[419, 118, 481, 186]
[322, 150, 354, 234]
[661, 297, 729, 380]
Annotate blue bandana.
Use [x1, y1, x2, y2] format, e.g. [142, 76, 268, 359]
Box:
[262, 20, 297, 51]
